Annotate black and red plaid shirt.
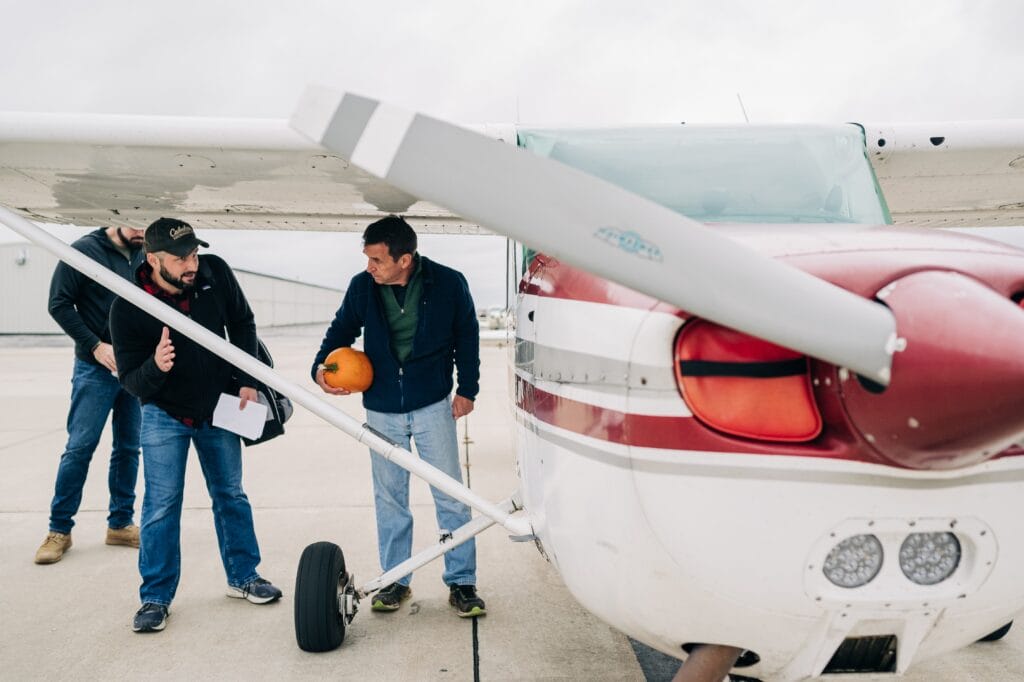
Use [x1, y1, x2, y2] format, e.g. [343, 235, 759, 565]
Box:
[139, 263, 192, 315]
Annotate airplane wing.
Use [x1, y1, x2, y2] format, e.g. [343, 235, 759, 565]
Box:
[865, 120, 1024, 227]
[0, 111, 491, 234]
[4, 111, 1022, 233]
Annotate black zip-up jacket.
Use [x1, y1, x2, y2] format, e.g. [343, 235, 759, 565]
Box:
[109, 255, 258, 422]
[311, 256, 480, 414]
[48, 228, 142, 365]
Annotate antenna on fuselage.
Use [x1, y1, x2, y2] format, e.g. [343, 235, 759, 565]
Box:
[736, 93, 750, 123]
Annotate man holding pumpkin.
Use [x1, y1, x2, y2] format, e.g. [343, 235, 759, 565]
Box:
[312, 214, 486, 618]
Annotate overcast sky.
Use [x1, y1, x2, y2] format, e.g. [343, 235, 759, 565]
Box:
[1, 0, 1021, 305]
[2, 0, 1019, 123]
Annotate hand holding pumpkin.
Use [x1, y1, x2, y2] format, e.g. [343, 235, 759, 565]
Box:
[317, 347, 373, 395]
[316, 368, 350, 396]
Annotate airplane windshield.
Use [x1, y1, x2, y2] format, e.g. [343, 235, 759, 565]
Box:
[517, 124, 891, 225]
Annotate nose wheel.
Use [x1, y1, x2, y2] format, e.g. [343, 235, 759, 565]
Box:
[294, 541, 358, 652]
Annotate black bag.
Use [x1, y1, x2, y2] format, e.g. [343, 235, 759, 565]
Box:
[242, 338, 294, 447]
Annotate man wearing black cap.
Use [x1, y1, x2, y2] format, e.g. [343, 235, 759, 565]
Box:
[35, 225, 147, 564]
[109, 217, 281, 634]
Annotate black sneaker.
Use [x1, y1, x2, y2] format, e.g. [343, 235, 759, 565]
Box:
[132, 603, 169, 633]
[227, 577, 283, 604]
[449, 585, 486, 618]
[371, 582, 411, 612]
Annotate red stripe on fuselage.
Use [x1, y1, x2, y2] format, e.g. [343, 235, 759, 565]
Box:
[517, 243, 1024, 465]
[516, 376, 1024, 465]
[516, 375, 871, 461]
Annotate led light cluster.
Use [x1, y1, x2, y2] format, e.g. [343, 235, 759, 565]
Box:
[822, 534, 884, 588]
[899, 532, 961, 585]
[822, 531, 962, 589]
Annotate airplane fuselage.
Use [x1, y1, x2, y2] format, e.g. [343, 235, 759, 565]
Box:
[513, 224, 1024, 678]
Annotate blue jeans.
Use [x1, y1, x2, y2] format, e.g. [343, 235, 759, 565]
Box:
[138, 404, 262, 606]
[366, 397, 476, 587]
[49, 358, 140, 534]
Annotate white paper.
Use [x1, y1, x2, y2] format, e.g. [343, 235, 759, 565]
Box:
[212, 393, 268, 440]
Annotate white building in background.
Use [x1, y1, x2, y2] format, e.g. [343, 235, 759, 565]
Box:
[232, 269, 341, 327]
[0, 242, 340, 334]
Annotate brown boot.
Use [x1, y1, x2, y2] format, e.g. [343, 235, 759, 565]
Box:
[106, 524, 140, 548]
[35, 532, 72, 564]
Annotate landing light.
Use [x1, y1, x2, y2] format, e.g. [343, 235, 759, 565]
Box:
[899, 532, 961, 585]
[822, 534, 884, 588]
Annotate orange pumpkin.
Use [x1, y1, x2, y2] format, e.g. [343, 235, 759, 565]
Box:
[322, 347, 373, 392]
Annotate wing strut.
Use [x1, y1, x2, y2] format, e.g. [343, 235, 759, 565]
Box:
[0, 205, 532, 538]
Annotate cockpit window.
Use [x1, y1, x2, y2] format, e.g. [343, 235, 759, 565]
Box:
[517, 124, 891, 225]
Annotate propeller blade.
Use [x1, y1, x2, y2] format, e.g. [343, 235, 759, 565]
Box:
[290, 88, 897, 385]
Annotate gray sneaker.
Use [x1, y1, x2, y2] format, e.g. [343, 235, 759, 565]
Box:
[133, 603, 169, 633]
[227, 577, 282, 604]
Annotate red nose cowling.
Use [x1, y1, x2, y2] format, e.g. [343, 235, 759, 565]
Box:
[841, 270, 1024, 470]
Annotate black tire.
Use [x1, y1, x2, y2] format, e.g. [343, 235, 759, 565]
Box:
[978, 621, 1013, 643]
[295, 541, 347, 652]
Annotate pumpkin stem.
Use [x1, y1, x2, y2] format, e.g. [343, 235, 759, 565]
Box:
[323, 362, 339, 372]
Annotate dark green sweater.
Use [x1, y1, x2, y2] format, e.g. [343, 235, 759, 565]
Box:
[381, 258, 423, 363]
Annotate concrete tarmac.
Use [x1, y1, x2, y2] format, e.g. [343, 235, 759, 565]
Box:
[1, 327, 1021, 681]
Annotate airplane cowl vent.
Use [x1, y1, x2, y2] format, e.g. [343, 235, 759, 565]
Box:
[822, 635, 897, 674]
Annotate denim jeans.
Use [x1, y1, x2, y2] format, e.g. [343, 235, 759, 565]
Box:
[49, 358, 140, 534]
[138, 404, 262, 606]
[366, 396, 476, 587]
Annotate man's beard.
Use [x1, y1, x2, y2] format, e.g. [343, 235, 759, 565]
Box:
[159, 263, 196, 292]
[117, 228, 144, 247]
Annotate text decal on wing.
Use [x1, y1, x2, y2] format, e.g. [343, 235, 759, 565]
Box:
[594, 227, 663, 262]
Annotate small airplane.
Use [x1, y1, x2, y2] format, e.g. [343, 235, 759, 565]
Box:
[479, 305, 510, 331]
[2, 87, 1024, 681]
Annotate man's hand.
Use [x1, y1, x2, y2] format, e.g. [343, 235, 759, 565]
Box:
[154, 326, 175, 373]
[315, 367, 351, 396]
[452, 395, 474, 419]
[92, 342, 117, 373]
[238, 386, 259, 410]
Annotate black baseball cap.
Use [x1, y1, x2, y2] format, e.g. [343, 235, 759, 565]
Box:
[144, 217, 209, 256]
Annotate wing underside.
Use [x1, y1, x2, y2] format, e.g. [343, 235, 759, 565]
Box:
[864, 120, 1024, 227]
[1, 112, 1022, 231]
[0, 112, 483, 233]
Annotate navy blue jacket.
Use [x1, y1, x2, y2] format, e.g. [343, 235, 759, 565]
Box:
[48, 228, 143, 365]
[312, 256, 480, 414]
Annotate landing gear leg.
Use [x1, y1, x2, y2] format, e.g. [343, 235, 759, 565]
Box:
[673, 645, 744, 682]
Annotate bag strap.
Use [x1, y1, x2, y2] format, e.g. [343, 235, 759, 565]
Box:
[256, 337, 274, 368]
